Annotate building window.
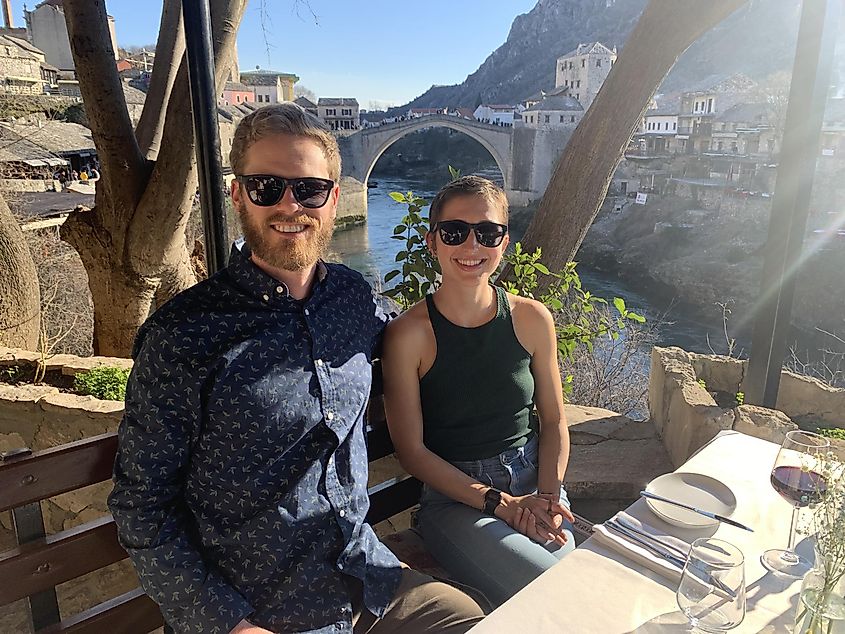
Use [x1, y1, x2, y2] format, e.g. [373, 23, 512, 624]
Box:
[560, 64, 565, 72]
[560, 115, 565, 122]
[236, 95, 241, 103]
[530, 116, 534, 123]
[544, 114, 550, 123]
[581, 58, 586, 67]
[673, 121, 677, 130]
[327, 108, 336, 116]
[576, 94, 579, 101]
[342, 108, 352, 116]
[577, 80, 581, 88]
[707, 98, 713, 113]
[596, 59, 602, 67]
[570, 115, 576, 123]
[564, 80, 568, 87]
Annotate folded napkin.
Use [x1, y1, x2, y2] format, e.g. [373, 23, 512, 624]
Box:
[592, 511, 692, 584]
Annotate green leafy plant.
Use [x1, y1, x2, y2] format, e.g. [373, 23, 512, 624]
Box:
[818, 428, 845, 441]
[382, 191, 441, 310]
[735, 391, 745, 406]
[1, 365, 26, 385]
[697, 379, 708, 390]
[73, 366, 130, 401]
[501, 243, 645, 362]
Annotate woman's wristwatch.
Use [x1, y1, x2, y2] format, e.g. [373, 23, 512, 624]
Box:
[483, 487, 503, 515]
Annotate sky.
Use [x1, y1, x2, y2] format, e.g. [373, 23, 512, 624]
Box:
[11, 0, 538, 109]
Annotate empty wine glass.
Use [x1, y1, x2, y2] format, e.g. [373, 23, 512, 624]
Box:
[761, 430, 830, 578]
[677, 538, 746, 632]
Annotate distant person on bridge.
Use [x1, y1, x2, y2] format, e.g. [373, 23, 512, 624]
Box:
[108, 103, 484, 634]
[383, 176, 576, 607]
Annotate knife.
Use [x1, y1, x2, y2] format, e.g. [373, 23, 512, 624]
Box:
[640, 490, 754, 532]
[614, 514, 690, 560]
[603, 520, 739, 600]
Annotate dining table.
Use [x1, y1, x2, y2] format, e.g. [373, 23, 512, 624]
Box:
[468, 430, 808, 633]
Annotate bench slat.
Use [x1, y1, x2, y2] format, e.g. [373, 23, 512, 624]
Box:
[366, 475, 422, 525]
[0, 433, 117, 512]
[0, 515, 128, 605]
[37, 587, 164, 634]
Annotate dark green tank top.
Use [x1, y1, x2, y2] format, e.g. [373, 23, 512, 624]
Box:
[419, 285, 537, 461]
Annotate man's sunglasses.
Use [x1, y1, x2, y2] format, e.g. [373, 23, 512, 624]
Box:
[238, 174, 335, 209]
[431, 220, 508, 248]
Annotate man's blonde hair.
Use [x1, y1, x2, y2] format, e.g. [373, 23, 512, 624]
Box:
[429, 175, 509, 224]
[229, 103, 341, 181]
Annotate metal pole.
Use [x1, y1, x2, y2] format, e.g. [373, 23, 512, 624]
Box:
[745, 0, 839, 408]
[182, 0, 229, 274]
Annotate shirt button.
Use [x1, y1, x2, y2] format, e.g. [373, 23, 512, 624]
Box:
[316, 359, 324, 367]
[262, 294, 269, 301]
[304, 309, 310, 316]
[275, 285, 285, 294]
[339, 509, 346, 518]
[326, 411, 334, 421]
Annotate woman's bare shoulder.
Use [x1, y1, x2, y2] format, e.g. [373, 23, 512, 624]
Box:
[506, 292, 554, 325]
[384, 300, 433, 346]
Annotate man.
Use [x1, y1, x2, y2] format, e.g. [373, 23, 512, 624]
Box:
[108, 103, 485, 634]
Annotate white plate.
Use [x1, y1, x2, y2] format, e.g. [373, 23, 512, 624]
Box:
[644, 472, 737, 529]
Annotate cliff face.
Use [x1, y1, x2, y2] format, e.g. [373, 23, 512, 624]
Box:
[400, 0, 804, 110]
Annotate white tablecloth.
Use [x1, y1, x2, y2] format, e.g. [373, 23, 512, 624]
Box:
[469, 431, 804, 633]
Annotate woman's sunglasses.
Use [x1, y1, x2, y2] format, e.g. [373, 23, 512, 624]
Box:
[238, 174, 335, 209]
[431, 220, 508, 248]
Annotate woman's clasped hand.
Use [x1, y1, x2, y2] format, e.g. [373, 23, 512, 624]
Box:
[496, 493, 575, 546]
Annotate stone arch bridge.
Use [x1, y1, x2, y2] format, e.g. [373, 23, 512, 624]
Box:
[334, 114, 575, 222]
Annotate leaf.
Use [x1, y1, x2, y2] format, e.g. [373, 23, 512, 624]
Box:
[393, 224, 406, 235]
[394, 250, 407, 262]
[534, 263, 550, 275]
[384, 270, 400, 283]
[628, 312, 646, 323]
[389, 192, 405, 203]
[613, 297, 626, 313]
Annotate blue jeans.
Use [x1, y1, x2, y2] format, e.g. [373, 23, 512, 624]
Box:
[416, 436, 575, 607]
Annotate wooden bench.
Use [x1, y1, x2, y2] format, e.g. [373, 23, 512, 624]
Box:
[0, 423, 593, 633]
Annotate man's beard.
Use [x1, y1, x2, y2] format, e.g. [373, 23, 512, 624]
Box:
[237, 201, 335, 272]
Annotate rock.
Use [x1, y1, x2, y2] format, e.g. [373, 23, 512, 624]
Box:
[0, 383, 58, 446]
[0, 346, 40, 367]
[733, 405, 796, 445]
[564, 404, 672, 500]
[62, 356, 133, 377]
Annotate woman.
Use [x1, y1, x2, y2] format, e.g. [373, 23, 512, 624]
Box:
[382, 176, 576, 607]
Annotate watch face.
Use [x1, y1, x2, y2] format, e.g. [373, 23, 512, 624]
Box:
[484, 488, 502, 514]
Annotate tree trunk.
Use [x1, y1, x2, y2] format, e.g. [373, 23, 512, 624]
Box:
[62, 0, 247, 356]
[500, 0, 749, 281]
[0, 194, 40, 349]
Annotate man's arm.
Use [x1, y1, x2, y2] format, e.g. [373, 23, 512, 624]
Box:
[107, 324, 254, 634]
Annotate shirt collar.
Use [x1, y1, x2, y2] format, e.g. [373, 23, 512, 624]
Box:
[226, 241, 328, 301]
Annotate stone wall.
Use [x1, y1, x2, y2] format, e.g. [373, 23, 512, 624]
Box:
[649, 346, 845, 466]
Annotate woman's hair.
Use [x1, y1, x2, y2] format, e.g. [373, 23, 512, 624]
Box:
[229, 103, 341, 181]
[429, 176, 509, 225]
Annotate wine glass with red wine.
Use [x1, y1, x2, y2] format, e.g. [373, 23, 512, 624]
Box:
[761, 430, 830, 577]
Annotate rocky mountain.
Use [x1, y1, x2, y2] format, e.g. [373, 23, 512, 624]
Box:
[400, 0, 806, 110]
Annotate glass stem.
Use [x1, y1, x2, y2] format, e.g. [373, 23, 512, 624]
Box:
[784, 505, 800, 563]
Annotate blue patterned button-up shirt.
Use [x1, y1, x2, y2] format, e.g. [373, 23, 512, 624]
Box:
[108, 244, 402, 634]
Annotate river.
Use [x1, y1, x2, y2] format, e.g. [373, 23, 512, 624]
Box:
[331, 175, 741, 357]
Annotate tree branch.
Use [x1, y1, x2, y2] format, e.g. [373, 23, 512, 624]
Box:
[63, 0, 146, 217]
[128, 0, 247, 272]
[500, 0, 749, 282]
[135, 0, 186, 160]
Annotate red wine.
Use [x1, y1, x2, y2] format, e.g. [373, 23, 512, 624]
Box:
[770, 465, 827, 507]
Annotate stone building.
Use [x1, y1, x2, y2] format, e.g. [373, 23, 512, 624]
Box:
[294, 96, 318, 117]
[318, 97, 359, 130]
[219, 82, 254, 107]
[472, 104, 517, 125]
[0, 34, 54, 94]
[676, 74, 756, 154]
[521, 94, 583, 128]
[240, 68, 298, 105]
[554, 41, 616, 110]
[635, 94, 681, 155]
[24, 0, 118, 76]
